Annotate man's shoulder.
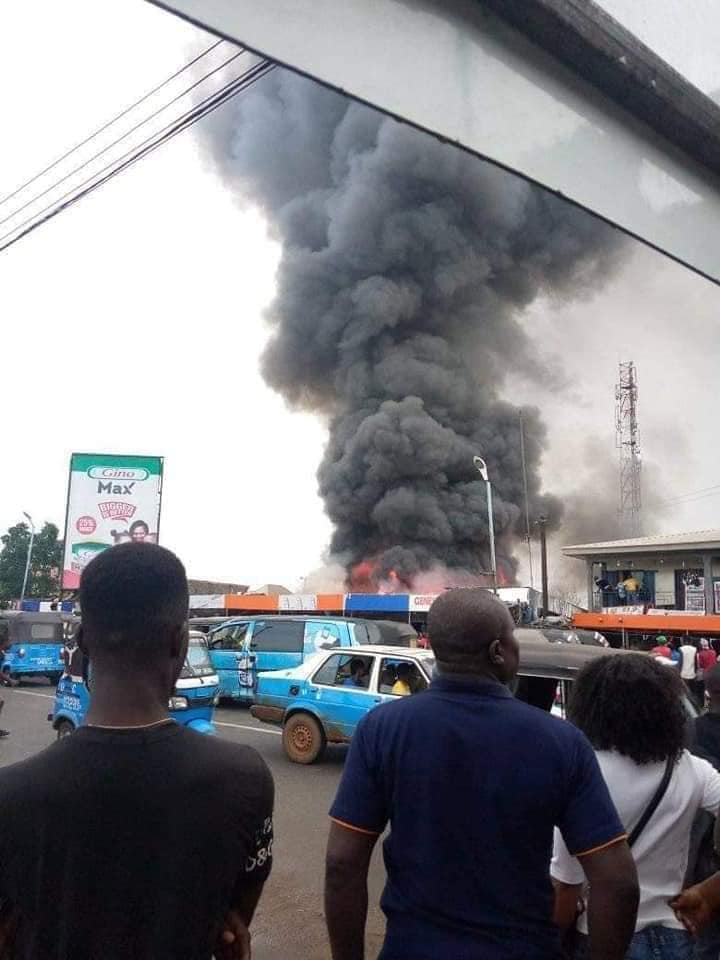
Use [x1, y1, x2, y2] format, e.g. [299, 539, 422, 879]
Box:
[0, 739, 67, 799]
[361, 685, 582, 743]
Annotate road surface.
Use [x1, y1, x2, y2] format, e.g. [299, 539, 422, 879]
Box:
[0, 682, 388, 959]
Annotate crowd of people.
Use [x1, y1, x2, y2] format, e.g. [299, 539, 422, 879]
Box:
[595, 574, 646, 606]
[650, 635, 718, 705]
[3, 544, 720, 959]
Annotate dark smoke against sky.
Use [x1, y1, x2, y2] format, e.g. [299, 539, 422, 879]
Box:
[203, 69, 625, 585]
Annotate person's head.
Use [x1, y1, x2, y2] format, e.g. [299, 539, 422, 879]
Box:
[427, 588, 518, 682]
[129, 520, 150, 543]
[568, 653, 686, 764]
[704, 664, 720, 705]
[396, 662, 411, 682]
[349, 658, 366, 678]
[700, 638, 710, 650]
[79, 543, 189, 700]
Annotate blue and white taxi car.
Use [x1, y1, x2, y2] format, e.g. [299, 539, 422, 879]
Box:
[251, 646, 435, 763]
[250, 633, 649, 764]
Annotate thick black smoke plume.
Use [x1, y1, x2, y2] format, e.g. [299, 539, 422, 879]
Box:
[204, 70, 623, 585]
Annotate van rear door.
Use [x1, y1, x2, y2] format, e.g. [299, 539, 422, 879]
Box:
[209, 622, 251, 699]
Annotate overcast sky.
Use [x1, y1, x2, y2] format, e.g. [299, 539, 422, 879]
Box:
[0, 0, 718, 591]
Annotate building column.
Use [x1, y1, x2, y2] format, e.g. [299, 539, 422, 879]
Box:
[704, 554, 715, 614]
[586, 560, 595, 611]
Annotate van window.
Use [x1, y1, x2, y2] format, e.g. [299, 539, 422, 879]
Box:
[211, 623, 249, 650]
[30, 624, 58, 642]
[305, 621, 342, 652]
[251, 621, 304, 653]
[348, 622, 370, 644]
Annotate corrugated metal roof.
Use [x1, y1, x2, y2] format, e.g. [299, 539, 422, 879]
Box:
[564, 529, 720, 557]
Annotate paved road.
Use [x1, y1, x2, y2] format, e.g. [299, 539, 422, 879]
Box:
[0, 683, 387, 959]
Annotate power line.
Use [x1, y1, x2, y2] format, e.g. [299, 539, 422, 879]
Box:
[656, 483, 720, 506]
[0, 60, 275, 255]
[0, 59, 270, 251]
[0, 39, 225, 210]
[0, 47, 246, 232]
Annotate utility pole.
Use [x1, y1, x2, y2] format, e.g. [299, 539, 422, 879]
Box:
[536, 516, 549, 616]
[518, 410, 534, 588]
[615, 361, 642, 536]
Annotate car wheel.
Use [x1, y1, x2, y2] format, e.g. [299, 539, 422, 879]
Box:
[56, 719, 75, 740]
[283, 712, 326, 764]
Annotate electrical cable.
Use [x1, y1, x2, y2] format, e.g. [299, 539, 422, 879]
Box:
[0, 60, 275, 255]
[655, 483, 720, 507]
[0, 47, 246, 231]
[0, 39, 225, 210]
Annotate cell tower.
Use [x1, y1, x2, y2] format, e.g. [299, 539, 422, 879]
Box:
[615, 361, 642, 537]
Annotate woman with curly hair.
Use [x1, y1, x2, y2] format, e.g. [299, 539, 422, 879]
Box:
[552, 653, 720, 960]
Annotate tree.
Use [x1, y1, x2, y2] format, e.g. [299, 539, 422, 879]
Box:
[0, 522, 63, 602]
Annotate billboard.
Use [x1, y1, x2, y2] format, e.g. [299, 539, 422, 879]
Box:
[62, 453, 163, 589]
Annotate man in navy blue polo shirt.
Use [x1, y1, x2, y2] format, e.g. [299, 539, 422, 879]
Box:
[325, 588, 639, 959]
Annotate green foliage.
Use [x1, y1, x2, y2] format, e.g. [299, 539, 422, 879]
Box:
[0, 522, 63, 602]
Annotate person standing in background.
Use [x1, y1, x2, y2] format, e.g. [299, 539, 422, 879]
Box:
[623, 575, 640, 605]
[669, 639, 683, 669]
[698, 640, 717, 678]
[651, 635, 672, 660]
[680, 639, 700, 702]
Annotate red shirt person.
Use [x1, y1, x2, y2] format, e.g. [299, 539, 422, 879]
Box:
[650, 635, 672, 660]
[698, 639, 718, 674]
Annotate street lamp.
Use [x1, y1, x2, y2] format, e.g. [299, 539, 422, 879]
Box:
[473, 456, 497, 594]
[19, 512, 35, 609]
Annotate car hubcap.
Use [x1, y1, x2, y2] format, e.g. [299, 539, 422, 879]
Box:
[292, 723, 312, 752]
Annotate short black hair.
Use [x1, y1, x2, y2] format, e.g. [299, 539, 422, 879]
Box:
[568, 653, 686, 764]
[396, 662, 411, 678]
[349, 658, 365, 672]
[80, 543, 188, 659]
[428, 589, 511, 663]
[129, 520, 149, 534]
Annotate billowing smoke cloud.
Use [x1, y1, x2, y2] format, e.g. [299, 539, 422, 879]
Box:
[203, 70, 624, 585]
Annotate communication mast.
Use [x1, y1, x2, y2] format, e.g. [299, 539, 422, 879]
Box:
[615, 361, 642, 536]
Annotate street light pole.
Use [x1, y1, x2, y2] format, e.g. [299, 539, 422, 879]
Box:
[473, 457, 497, 594]
[536, 515, 549, 616]
[19, 512, 35, 610]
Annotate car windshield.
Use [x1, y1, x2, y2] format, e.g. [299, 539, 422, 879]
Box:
[180, 640, 215, 678]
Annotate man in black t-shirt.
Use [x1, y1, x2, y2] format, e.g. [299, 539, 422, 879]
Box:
[0, 543, 274, 960]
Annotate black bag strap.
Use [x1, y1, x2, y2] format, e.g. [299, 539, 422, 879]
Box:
[628, 756, 675, 848]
